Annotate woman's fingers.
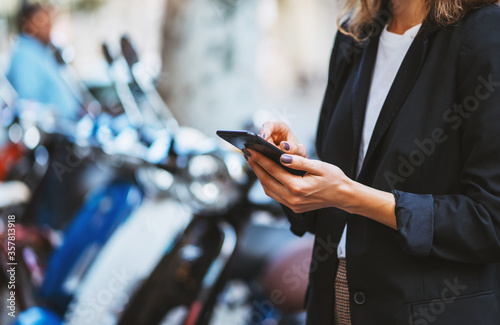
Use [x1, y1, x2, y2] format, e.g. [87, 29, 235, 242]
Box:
[246, 149, 321, 192]
[279, 141, 308, 158]
[245, 149, 343, 214]
[246, 149, 303, 189]
[246, 155, 291, 203]
[260, 120, 308, 157]
[246, 150, 290, 182]
[259, 121, 277, 143]
[280, 154, 324, 176]
[245, 146, 350, 214]
[247, 152, 323, 213]
[260, 121, 291, 145]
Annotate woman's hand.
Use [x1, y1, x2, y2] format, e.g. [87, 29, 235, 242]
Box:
[245, 149, 352, 214]
[260, 121, 308, 158]
[244, 138, 397, 229]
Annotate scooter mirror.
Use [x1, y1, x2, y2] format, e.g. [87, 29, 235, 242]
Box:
[101, 43, 115, 66]
[120, 35, 139, 69]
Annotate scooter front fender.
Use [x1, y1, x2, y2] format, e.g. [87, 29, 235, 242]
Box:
[39, 180, 142, 315]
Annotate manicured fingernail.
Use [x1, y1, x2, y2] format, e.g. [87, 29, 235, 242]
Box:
[242, 148, 251, 157]
[260, 133, 266, 139]
[281, 154, 293, 164]
[244, 155, 249, 161]
[283, 142, 291, 151]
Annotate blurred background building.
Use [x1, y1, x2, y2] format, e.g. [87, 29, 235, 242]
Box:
[1, 0, 339, 144]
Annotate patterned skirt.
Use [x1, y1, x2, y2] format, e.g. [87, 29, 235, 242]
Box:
[334, 258, 352, 325]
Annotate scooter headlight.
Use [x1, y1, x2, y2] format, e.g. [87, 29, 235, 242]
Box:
[181, 153, 246, 215]
[136, 166, 175, 197]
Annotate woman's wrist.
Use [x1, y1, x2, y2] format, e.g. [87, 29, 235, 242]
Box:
[336, 177, 362, 213]
[337, 178, 398, 230]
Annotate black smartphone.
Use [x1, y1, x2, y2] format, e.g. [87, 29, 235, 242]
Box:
[216, 130, 306, 177]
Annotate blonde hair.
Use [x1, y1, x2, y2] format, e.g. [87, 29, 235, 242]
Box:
[338, 0, 499, 41]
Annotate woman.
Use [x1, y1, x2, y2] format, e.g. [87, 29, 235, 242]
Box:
[244, 0, 500, 323]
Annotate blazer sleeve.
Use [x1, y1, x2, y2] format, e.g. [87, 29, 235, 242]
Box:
[282, 205, 317, 237]
[394, 6, 500, 263]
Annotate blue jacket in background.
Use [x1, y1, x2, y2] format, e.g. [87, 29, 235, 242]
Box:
[6, 34, 80, 120]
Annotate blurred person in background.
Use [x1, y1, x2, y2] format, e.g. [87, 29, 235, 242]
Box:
[6, 3, 85, 229]
[245, 0, 500, 324]
[6, 2, 80, 120]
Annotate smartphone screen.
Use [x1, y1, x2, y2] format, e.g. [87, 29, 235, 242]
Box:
[216, 130, 306, 177]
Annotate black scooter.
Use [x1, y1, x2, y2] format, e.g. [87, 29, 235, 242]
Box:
[113, 36, 308, 325]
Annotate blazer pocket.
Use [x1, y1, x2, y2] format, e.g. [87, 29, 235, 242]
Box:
[409, 291, 499, 325]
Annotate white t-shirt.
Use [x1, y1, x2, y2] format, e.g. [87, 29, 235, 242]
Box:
[337, 22, 422, 258]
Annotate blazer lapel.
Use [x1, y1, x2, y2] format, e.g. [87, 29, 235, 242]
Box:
[351, 36, 380, 174]
[357, 30, 431, 180]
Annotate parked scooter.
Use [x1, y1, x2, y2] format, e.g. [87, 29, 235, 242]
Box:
[34, 36, 190, 318]
[62, 41, 197, 325]
[63, 37, 241, 325]
[0, 77, 63, 323]
[10, 108, 152, 324]
[4, 61, 146, 323]
[11, 36, 184, 325]
[93, 36, 308, 325]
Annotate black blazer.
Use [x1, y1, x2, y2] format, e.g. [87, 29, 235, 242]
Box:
[285, 4, 500, 325]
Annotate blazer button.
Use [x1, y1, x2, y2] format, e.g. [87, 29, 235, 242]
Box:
[353, 292, 366, 305]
